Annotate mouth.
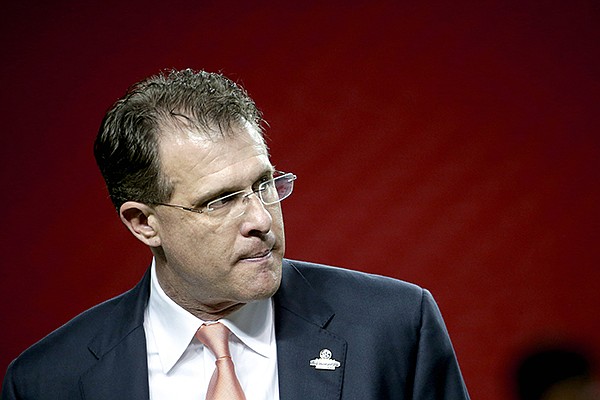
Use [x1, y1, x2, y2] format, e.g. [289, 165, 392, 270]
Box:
[239, 248, 273, 262]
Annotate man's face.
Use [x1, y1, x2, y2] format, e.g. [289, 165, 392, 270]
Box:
[150, 123, 285, 318]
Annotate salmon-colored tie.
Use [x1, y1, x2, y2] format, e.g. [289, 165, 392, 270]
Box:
[195, 323, 246, 400]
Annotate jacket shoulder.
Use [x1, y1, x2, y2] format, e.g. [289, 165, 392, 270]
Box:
[283, 259, 428, 321]
[2, 287, 139, 399]
[284, 259, 425, 297]
[8, 292, 122, 365]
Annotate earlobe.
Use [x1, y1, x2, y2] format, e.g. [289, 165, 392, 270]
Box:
[119, 201, 162, 247]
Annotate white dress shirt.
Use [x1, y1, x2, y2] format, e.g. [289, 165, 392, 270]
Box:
[143, 260, 280, 400]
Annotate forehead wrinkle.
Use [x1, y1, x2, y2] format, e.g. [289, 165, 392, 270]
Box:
[206, 135, 270, 173]
[157, 118, 267, 163]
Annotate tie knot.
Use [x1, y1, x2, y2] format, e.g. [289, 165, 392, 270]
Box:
[195, 322, 232, 359]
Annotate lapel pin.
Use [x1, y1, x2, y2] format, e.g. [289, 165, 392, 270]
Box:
[309, 348, 341, 370]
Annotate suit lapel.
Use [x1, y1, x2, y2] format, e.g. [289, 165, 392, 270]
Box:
[77, 261, 348, 399]
[275, 260, 347, 400]
[79, 269, 151, 400]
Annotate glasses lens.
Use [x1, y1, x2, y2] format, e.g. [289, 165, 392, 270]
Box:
[207, 192, 245, 217]
[276, 176, 292, 200]
[257, 179, 276, 204]
[262, 173, 295, 204]
[206, 173, 296, 219]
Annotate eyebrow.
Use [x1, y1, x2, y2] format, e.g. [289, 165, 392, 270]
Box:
[190, 166, 276, 207]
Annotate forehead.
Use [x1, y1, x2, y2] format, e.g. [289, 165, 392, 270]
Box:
[158, 123, 271, 192]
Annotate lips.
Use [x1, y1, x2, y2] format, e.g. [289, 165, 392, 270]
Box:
[240, 249, 272, 261]
[238, 235, 277, 262]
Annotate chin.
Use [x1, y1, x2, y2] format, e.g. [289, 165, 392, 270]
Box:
[247, 270, 282, 301]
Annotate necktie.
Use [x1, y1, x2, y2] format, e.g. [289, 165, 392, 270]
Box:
[195, 322, 247, 400]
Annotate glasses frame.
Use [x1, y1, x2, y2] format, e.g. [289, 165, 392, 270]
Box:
[151, 171, 297, 216]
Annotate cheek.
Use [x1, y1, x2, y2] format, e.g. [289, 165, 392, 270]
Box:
[159, 218, 207, 258]
[271, 208, 285, 238]
[170, 222, 237, 265]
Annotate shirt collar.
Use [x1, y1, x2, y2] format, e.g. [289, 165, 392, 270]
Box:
[146, 259, 275, 373]
[224, 291, 274, 360]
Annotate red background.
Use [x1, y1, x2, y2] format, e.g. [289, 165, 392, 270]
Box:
[1, 1, 599, 399]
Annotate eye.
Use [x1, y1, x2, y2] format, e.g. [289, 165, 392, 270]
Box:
[258, 171, 276, 186]
[207, 192, 240, 211]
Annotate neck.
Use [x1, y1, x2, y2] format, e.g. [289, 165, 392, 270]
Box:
[158, 273, 246, 320]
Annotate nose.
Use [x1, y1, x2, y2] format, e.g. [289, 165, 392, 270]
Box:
[239, 194, 272, 237]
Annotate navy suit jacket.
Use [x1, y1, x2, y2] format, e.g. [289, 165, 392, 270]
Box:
[2, 259, 469, 399]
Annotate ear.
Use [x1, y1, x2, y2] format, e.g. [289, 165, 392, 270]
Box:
[119, 201, 162, 247]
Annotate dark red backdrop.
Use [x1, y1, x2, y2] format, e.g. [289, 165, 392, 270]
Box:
[1, 1, 599, 399]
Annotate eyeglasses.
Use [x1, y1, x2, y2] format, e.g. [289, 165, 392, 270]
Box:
[153, 171, 297, 220]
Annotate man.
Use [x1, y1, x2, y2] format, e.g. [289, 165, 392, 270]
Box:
[2, 69, 469, 399]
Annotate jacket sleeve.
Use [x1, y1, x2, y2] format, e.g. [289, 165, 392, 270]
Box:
[412, 289, 470, 400]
